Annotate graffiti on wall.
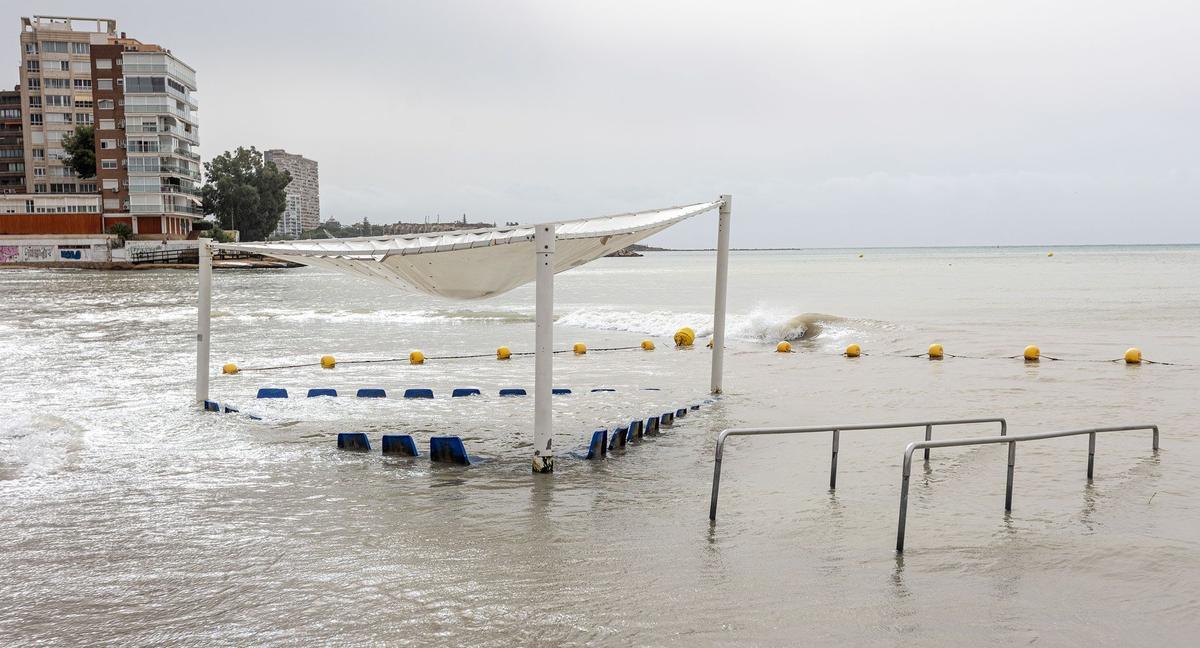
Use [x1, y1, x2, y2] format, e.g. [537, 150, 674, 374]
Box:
[59, 249, 82, 260]
[0, 246, 17, 263]
[22, 246, 56, 261]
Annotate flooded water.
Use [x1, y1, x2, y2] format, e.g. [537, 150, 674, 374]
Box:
[2, 246, 1198, 646]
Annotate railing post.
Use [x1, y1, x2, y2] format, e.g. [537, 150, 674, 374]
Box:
[1005, 441, 1017, 511]
[923, 424, 933, 462]
[709, 433, 726, 520]
[1087, 431, 1096, 480]
[1152, 425, 1159, 451]
[897, 446, 915, 552]
[829, 429, 840, 490]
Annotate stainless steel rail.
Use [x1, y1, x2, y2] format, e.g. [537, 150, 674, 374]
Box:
[895, 424, 1159, 552]
[708, 418, 1007, 521]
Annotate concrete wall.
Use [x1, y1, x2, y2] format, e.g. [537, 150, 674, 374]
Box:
[0, 235, 115, 263]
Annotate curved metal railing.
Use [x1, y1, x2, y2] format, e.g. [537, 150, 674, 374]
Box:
[708, 418, 1008, 520]
[895, 424, 1159, 551]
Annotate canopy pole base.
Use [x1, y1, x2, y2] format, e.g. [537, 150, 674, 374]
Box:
[710, 195, 732, 394]
[533, 223, 556, 473]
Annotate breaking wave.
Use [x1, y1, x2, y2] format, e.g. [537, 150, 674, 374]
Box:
[555, 308, 868, 343]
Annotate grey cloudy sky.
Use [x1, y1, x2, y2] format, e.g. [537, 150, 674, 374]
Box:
[8, 1, 1199, 247]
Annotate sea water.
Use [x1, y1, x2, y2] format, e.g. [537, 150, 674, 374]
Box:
[1, 247, 1198, 645]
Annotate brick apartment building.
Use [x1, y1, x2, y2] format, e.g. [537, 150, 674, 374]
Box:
[1, 15, 200, 239]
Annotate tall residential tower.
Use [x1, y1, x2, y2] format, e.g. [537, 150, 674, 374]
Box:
[265, 149, 319, 239]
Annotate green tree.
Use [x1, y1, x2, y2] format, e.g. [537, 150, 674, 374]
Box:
[106, 222, 132, 246]
[61, 125, 96, 178]
[200, 146, 291, 242]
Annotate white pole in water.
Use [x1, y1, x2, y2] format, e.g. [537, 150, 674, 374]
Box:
[196, 237, 212, 404]
[710, 195, 732, 394]
[532, 223, 556, 473]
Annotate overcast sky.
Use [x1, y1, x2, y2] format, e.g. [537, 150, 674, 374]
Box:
[8, 1, 1199, 247]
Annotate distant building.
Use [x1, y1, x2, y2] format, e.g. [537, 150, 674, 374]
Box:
[1, 16, 200, 238]
[265, 149, 319, 239]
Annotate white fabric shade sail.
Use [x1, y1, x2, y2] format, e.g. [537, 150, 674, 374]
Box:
[215, 200, 723, 299]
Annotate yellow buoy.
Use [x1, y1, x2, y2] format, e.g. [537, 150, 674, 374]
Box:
[497, 346, 511, 360]
[928, 343, 944, 359]
[858, 253, 864, 258]
[1023, 345, 1040, 362]
[1047, 251, 1054, 257]
[222, 362, 239, 375]
[641, 339, 655, 351]
[320, 354, 336, 369]
[573, 342, 587, 355]
[776, 341, 792, 353]
[409, 350, 425, 365]
[1124, 347, 1142, 364]
[674, 328, 696, 347]
[845, 343, 861, 358]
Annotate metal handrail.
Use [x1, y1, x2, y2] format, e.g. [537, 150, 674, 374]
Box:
[896, 424, 1159, 552]
[708, 417, 1007, 520]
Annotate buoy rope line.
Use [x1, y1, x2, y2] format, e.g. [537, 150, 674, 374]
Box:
[231, 345, 647, 373]
[860, 351, 1194, 367]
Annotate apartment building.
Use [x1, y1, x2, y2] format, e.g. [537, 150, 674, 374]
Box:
[265, 149, 319, 239]
[0, 87, 24, 191]
[5, 15, 200, 238]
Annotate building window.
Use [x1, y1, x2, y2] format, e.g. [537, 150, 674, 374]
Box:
[49, 183, 77, 193]
[45, 95, 71, 107]
[24, 43, 37, 55]
[98, 99, 114, 110]
[79, 183, 97, 193]
[29, 113, 43, 125]
[104, 198, 120, 210]
[126, 77, 167, 93]
[100, 139, 117, 150]
[28, 96, 42, 108]
[99, 119, 115, 130]
[32, 148, 44, 160]
[25, 60, 40, 72]
[45, 78, 70, 89]
[42, 41, 69, 54]
[97, 79, 113, 91]
[71, 42, 90, 55]
[76, 113, 93, 125]
[73, 79, 92, 90]
[74, 100, 93, 109]
[34, 184, 46, 193]
[96, 59, 113, 70]
[48, 61, 70, 72]
[101, 159, 118, 170]
[72, 60, 90, 74]
[34, 167, 46, 176]
[102, 179, 118, 191]
[27, 78, 40, 90]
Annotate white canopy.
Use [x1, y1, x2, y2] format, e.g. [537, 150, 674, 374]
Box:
[215, 200, 722, 299]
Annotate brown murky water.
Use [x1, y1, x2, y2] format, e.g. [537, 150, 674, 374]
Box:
[2, 247, 1198, 646]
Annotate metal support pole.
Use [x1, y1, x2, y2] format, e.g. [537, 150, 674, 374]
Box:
[532, 224, 556, 473]
[829, 429, 840, 489]
[196, 238, 212, 404]
[710, 195, 732, 394]
[1005, 441, 1016, 511]
[923, 424, 933, 461]
[1087, 432, 1096, 480]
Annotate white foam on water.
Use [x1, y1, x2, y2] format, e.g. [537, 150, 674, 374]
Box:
[0, 413, 86, 480]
